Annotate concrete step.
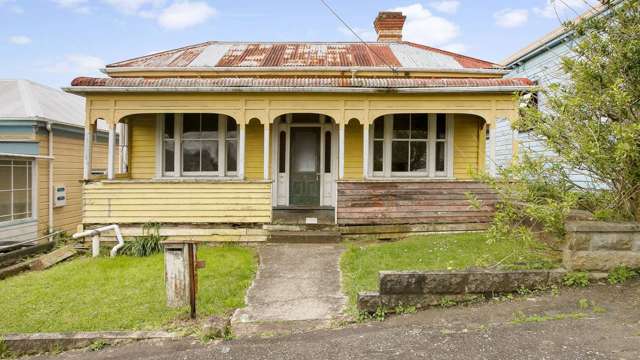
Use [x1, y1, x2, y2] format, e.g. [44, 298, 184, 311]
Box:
[269, 231, 341, 244]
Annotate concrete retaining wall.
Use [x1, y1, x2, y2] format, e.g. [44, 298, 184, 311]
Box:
[358, 269, 565, 313]
[564, 221, 640, 271]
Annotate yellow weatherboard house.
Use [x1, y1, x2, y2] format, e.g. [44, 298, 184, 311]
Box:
[65, 11, 532, 241]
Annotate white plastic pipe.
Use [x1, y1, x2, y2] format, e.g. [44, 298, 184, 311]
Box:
[73, 224, 124, 257]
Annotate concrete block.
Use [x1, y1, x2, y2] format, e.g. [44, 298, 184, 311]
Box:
[566, 232, 591, 251]
[564, 250, 640, 271]
[589, 232, 633, 251]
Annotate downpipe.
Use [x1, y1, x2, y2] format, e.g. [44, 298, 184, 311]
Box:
[72, 224, 124, 257]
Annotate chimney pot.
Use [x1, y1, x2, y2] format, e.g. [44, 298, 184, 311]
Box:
[373, 11, 406, 42]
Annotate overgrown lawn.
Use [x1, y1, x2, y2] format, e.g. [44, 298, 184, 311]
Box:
[340, 233, 560, 311]
[0, 245, 256, 334]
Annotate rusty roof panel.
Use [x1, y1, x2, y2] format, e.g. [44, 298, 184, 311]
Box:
[106, 42, 501, 70]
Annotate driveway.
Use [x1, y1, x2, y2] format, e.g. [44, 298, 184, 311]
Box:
[231, 244, 347, 336]
[31, 280, 640, 360]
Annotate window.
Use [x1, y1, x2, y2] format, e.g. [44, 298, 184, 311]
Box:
[278, 131, 286, 173]
[162, 113, 238, 177]
[371, 114, 450, 177]
[0, 160, 33, 223]
[324, 131, 331, 173]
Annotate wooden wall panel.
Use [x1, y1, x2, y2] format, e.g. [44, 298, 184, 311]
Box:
[344, 121, 363, 180]
[129, 115, 156, 179]
[83, 181, 272, 224]
[454, 114, 483, 179]
[337, 181, 497, 225]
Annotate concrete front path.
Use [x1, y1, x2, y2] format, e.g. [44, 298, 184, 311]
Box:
[231, 244, 347, 335]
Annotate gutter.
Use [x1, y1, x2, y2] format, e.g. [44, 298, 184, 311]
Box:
[63, 85, 533, 95]
[0, 152, 54, 160]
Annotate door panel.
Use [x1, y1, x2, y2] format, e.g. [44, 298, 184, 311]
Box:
[290, 127, 320, 206]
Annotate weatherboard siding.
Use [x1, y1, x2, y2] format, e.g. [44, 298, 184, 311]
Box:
[82, 181, 272, 224]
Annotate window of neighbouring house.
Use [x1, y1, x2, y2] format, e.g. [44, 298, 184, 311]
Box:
[162, 113, 238, 177]
[371, 114, 451, 178]
[0, 160, 33, 223]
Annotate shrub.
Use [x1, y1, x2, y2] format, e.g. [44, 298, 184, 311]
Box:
[562, 272, 589, 287]
[120, 223, 165, 257]
[607, 266, 638, 285]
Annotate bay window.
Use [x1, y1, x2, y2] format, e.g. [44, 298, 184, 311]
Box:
[370, 113, 452, 178]
[161, 113, 238, 177]
[0, 160, 33, 223]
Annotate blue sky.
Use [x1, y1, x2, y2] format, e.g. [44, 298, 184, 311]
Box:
[0, 0, 600, 88]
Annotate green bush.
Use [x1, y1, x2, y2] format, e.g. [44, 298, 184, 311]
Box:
[563, 272, 589, 287]
[607, 266, 638, 285]
[119, 223, 165, 257]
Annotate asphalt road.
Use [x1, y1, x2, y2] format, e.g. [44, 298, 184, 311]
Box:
[31, 281, 640, 360]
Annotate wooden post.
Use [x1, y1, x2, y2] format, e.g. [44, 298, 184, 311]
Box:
[83, 123, 94, 180]
[187, 243, 197, 319]
[107, 123, 116, 180]
[362, 122, 369, 178]
[263, 122, 270, 180]
[238, 123, 245, 179]
[339, 123, 345, 179]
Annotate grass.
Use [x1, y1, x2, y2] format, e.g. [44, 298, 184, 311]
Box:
[0, 245, 256, 334]
[340, 232, 560, 311]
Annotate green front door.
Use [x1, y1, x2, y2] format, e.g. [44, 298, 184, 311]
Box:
[289, 127, 321, 206]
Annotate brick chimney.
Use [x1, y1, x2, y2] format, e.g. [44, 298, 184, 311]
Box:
[373, 11, 406, 42]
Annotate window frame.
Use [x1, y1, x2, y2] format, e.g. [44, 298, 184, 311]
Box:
[158, 113, 238, 178]
[0, 159, 37, 225]
[369, 113, 454, 179]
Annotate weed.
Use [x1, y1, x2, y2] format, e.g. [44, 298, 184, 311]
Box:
[607, 266, 638, 285]
[592, 305, 607, 314]
[88, 340, 109, 352]
[200, 325, 233, 342]
[577, 298, 590, 310]
[562, 272, 589, 287]
[511, 311, 587, 324]
[0, 338, 13, 359]
[550, 285, 560, 296]
[516, 286, 532, 296]
[439, 297, 457, 308]
[394, 305, 417, 315]
[373, 306, 387, 321]
[119, 223, 165, 257]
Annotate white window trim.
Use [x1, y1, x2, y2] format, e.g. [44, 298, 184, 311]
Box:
[0, 159, 36, 225]
[368, 113, 454, 179]
[156, 113, 240, 178]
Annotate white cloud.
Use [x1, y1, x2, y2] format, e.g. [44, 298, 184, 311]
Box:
[494, 8, 529, 28]
[51, 0, 215, 30]
[391, 3, 460, 47]
[338, 26, 376, 42]
[8, 35, 31, 45]
[44, 54, 105, 76]
[101, 0, 165, 14]
[533, 0, 598, 19]
[156, 1, 215, 30]
[51, 0, 90, 13]
[429, 0, 460, 14]
[441, 43, 466, 53]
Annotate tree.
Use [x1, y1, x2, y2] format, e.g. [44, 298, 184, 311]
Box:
[515, 0, 640, 221]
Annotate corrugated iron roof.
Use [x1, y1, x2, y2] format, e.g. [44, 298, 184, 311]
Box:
[70, 76, 532, 89]
[106, 41, 500, 70]
[0, 79, 85, 127]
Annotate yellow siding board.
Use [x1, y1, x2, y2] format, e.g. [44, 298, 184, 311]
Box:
[245, 121, 265, 180]
[83, 181, 271, 224]
[129, 114, 156, 179]
[344, 121, 363, 180]
[453, 114, 482, 179]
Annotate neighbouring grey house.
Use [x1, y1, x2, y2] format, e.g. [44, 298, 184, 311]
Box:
[489, 3, 608, 185]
